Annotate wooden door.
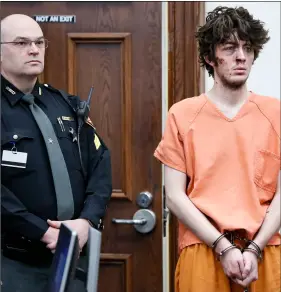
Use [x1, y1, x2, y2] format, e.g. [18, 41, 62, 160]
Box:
[1, 2, 163, 292]
[168, 2, 204, 291]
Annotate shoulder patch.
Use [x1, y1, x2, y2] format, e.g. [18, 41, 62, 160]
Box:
[94, 134, 101, 150]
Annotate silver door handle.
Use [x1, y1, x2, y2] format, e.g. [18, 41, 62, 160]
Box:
[111, 218, 146, 225]
[112, 209, 156, 234]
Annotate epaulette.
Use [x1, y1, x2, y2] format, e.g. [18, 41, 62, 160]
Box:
[42, 83, 79, 110]
[43, 83, 69, 100]
[42, 83, 60, 93]
[42, 83, 74, 98]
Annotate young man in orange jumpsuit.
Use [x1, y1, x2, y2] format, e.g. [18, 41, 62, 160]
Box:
[155, 6, 280, 292]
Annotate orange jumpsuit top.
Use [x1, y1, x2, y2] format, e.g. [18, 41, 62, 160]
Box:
[154, 93, 281, 251]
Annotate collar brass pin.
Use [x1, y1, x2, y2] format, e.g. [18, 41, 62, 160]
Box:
[6, 86, 16, 95]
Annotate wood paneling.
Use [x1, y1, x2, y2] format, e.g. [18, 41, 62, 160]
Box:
[99, 254, 132, 292]
[168, 2, 205, 292]
[67, 33, 133, 200]
[169, 1, 205, 107]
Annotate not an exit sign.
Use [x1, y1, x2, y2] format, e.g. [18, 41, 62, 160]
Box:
[33, 15, 76, 23]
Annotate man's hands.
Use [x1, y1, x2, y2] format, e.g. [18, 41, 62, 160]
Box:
[48, 219, 90, 252]
[40, 226, 60, 253]
[220, 248, 246, 283]
[215, 238, 245, 284]
[41, 218, 90, 253]
[214, 238, 259, 288]
[221, 249, 258, 288]
[236, 250, 258, 287]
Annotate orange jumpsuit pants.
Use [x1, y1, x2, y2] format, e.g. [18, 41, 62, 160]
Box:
[175, 244, 280, 292]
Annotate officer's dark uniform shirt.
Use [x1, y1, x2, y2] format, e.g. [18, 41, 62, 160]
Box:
[1, 75, 112, 243]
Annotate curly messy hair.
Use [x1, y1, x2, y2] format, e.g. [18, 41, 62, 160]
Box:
[195, 6, 270, 77]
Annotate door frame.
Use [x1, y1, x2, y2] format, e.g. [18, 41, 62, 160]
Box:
[167, 2, 205, 291]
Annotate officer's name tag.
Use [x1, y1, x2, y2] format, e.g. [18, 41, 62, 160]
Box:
[1, 150, 28, 168]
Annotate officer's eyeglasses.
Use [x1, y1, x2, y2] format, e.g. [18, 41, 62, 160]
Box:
[0, 38, 49, 49]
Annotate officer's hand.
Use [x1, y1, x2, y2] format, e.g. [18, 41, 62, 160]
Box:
[47, 219, 90, 252]
[41, 226, 60, 253]
[235, 250, 258, 288]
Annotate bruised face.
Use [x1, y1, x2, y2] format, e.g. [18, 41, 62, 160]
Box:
[209, 35, 255, 90]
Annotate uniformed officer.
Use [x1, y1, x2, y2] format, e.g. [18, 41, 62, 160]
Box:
[1, 14, 112, 291]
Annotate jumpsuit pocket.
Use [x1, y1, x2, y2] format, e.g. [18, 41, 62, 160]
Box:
[254, 150, 280, 193]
